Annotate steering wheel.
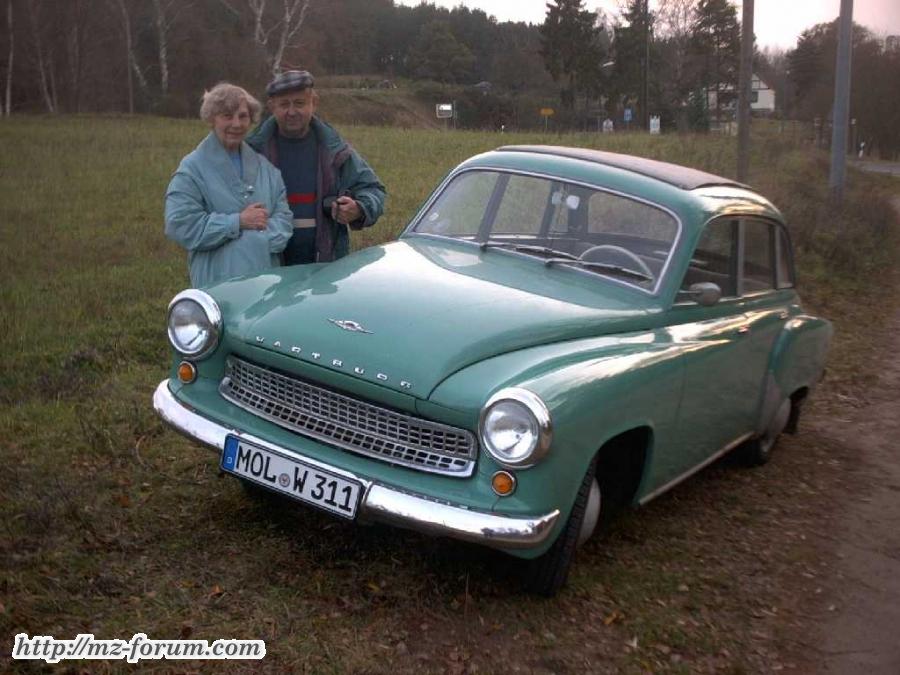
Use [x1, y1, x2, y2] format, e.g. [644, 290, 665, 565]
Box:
[578, 245, 654, 280]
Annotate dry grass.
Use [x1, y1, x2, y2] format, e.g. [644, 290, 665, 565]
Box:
[0, 115, 897, 673]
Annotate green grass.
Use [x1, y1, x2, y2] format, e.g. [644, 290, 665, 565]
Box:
[0, 115, 898, 673]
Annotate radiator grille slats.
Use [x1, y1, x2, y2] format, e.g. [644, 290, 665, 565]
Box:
[219, 357, 476, 476]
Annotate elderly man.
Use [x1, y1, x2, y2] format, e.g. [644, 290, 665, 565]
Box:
[246, 70, 386, 265]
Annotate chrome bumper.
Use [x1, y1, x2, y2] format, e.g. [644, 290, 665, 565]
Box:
[153, 380, 559, 550]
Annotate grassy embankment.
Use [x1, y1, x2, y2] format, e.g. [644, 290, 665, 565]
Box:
[0, 115, 897, 673]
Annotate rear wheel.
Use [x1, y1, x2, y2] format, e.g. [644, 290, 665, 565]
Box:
[740, 398, 792, 466]
[522, 458, 598, 597]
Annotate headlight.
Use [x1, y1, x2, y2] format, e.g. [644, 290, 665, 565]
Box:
[479, 388, 552, 468]
[166, 289, 222, 360]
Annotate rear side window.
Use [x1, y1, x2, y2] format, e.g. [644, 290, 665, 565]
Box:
[776, 226, 795, 289]
[742, 219, 775, 293]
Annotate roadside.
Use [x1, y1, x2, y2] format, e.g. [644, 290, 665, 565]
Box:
[786, 193, 900, 673]
[851, 160, 900, 178]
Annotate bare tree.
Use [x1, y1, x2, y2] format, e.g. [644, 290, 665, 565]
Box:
[222, 0, 314, 77]
[109, 0, 149, 113]
[3, 0, 13, 116]
[65, 0, 93, 113]
[655, 0, 697, 127]
[27, 1, 56, 113]
[153, 0, 182, 97]
[656, 0, 696, 39]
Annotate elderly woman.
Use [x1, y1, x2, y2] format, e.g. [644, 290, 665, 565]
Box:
[165, 83, 293, 287]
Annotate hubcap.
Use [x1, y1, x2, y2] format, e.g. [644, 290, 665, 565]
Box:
[578, 478, 601, 547]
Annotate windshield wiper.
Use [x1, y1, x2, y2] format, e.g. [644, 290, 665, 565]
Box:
[480, 242, 580, 261]
[544, 258, 654, 283]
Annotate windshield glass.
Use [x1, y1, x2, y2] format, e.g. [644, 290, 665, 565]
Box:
[411, 169, 679, 291]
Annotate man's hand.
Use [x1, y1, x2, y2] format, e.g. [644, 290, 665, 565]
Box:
[239, 202, 269, 230]
[331, 196, 361, 225]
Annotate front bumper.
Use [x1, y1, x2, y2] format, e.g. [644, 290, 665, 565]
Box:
[153, 380, 559, 550]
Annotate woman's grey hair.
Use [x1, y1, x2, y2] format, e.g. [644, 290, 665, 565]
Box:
[199, 83, 261, 123]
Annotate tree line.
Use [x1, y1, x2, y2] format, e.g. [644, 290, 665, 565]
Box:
[0, 0, 898, 156]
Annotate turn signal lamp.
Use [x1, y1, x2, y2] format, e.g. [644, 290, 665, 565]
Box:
[177, 361, 197, 384]
[491, 470, 516, 497]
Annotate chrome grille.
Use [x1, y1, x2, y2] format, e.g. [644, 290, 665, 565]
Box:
[220, 357, 476, 476]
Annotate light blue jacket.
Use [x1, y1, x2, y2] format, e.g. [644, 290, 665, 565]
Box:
[165, 132, 294, 288]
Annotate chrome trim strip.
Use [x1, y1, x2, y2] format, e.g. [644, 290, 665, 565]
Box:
[153, 380, 559, 549]
[402, 165, 685, 297]
[637, 432, 753, 505]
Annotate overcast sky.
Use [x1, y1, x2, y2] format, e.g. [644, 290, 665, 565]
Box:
[394, 0, 900, 50]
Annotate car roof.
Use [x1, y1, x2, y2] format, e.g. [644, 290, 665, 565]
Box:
[496, 145, 748, 191]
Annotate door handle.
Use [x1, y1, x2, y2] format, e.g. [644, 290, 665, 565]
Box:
[778, 311, 789, 320]
[737, 325, 751, 335]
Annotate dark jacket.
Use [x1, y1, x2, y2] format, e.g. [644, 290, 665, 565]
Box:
[246, 116, 386, 261]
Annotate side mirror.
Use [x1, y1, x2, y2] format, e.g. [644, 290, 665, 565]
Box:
[680, 282, 722, 306]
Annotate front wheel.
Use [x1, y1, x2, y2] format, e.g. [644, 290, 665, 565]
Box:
[521, 458, 598, 596]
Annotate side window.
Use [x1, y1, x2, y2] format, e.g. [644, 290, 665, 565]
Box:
[742, 219, 776, 293]
[681, 218, 737, 297]
[776, 226, 795, 289]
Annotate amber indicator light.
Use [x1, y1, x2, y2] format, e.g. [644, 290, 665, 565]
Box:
[177, 361, 197, 383]
[491, 471, 516, 497]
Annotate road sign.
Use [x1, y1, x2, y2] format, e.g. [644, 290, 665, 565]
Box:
[624, 107, 633, 123]
[540, 107, 555, 117]
[649, 115, 661, 135]
[436, 103, 453, 119]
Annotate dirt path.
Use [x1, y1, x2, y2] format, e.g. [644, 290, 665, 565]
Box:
[796, 196, 900, 674]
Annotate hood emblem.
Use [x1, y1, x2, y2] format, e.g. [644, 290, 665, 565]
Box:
[329, 319, 372, 334]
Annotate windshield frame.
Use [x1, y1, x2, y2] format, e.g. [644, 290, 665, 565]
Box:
[402, 166, 684, 296]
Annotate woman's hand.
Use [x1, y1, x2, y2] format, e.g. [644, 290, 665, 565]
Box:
[239, 202, 269, 230]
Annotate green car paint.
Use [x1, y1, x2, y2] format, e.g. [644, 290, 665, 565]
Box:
[161, 146, 832, 568]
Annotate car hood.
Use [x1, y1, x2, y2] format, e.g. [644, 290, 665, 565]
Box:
[223, 237, 656, 400]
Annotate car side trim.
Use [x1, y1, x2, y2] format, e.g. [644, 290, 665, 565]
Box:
[153, 380, 560, 550]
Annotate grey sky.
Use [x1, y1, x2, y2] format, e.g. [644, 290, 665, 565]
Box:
[394, 0, 900, 50]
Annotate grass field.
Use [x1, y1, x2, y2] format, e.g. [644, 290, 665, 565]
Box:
[1, 115, 898, 673]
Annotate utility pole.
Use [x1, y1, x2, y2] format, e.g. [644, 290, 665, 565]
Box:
[736, 0, 754, 182]
[643, 0, 650, 130]
[829, 0, 854, 204]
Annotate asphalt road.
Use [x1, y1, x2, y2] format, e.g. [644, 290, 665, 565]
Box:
[852, 160, 900, 177]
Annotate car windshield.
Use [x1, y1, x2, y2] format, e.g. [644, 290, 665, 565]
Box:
[411, 169, 679, 291]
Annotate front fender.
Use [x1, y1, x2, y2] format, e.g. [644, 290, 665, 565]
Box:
[427, 330, 685, 556]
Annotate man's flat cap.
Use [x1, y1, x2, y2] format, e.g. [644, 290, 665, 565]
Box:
[266, 70, 315, 97]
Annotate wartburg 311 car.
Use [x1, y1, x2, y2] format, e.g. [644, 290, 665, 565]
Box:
[154, 146, 832, 595]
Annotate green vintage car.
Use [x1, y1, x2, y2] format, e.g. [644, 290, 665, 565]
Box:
[154, 146, 831, 595]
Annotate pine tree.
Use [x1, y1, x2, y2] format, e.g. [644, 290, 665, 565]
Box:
[688, 0, 740, 126]
[540, 0, 607, 111]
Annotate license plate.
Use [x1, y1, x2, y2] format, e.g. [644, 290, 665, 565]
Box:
[221, 436, 361, 519]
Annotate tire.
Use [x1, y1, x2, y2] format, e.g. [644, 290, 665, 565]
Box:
[522, 458, 598, 597]
[740, 397, 791, 466]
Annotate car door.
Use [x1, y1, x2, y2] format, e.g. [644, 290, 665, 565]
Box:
[667, 217, 755, 475]
[735, 218, 799, 429]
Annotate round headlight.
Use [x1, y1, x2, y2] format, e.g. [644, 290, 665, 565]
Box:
[479, 388, 552, 468]
[166, 290, 222, 359]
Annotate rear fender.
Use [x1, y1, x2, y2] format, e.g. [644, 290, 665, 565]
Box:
[769, 315, 832, 400]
